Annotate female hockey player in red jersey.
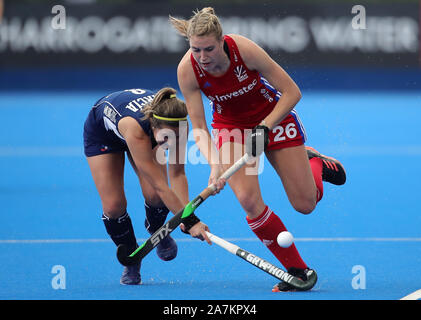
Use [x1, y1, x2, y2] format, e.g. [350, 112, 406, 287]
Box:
[170, 7, 346, 291]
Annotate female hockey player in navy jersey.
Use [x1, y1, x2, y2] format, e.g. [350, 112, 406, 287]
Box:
[83, 87, 210, 285]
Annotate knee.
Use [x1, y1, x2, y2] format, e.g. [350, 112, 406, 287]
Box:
[144, 194, 164, 208]
[102, 198, 127, 219]
[236, 191, 262, 214]
[291, 198, 317, 215]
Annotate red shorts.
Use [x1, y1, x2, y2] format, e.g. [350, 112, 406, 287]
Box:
[212, 111, 307, 151]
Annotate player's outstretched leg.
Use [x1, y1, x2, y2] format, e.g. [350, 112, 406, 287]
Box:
[144, 202, 178, 261]
[306, 146, 346, 186]
[247, 206, 311, 272]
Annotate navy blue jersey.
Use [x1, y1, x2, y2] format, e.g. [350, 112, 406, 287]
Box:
[83, 88, 157, 157]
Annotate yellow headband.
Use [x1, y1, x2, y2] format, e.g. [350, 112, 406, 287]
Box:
[151, 93, 185, 121]
[153, 114, 187, 121]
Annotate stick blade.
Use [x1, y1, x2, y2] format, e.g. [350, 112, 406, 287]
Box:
[290, 269, 318, 291]
[274, 269, 318, 292]
[299, 268, 318, 291]
[116, 244, 141, 266]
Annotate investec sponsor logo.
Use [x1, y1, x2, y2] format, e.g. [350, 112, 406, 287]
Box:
[245, 252, 293, 283]
[207, 79, 257, 103]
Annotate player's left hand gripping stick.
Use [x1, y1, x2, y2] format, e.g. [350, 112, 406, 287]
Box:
[117, 153, 251, 266]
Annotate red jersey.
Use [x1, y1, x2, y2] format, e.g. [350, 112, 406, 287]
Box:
[191, 35, 281, 130]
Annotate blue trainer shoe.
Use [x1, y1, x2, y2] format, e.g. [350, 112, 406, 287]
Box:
[120, 262, 141, 285]
[154, 234, 178, 261]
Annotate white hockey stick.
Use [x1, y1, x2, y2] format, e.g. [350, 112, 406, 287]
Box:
[205, 231, 317, 291]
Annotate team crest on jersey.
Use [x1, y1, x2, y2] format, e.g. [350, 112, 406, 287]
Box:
[234, 65, 248, 82]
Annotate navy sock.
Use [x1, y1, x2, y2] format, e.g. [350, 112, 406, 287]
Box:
[102, 211, 137, 252]
[144, 202, 170, 234]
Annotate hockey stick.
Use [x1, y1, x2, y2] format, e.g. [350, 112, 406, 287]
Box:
[205, 231, 317, 291]
[117, 153, 251, 266]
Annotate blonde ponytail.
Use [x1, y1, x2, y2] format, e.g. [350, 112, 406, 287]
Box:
[169, 7, 223, 40]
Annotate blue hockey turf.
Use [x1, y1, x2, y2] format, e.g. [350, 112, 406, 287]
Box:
[0, 90, 420, 300]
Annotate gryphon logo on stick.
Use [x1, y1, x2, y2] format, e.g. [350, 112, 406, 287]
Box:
[244, 252, 293, 283]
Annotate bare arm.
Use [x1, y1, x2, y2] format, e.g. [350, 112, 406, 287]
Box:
[119, 117, 185, 214]
[177, 52, 225, 192]
[168, 125, 189, 205]
[119, 117, 211, 243]
[177, 53, 220, 166]
[232, 34, 302, 130]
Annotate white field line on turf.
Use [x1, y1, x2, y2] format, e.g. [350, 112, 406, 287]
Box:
[1, 145, 421, 157]
[1, 237, 421, 244]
